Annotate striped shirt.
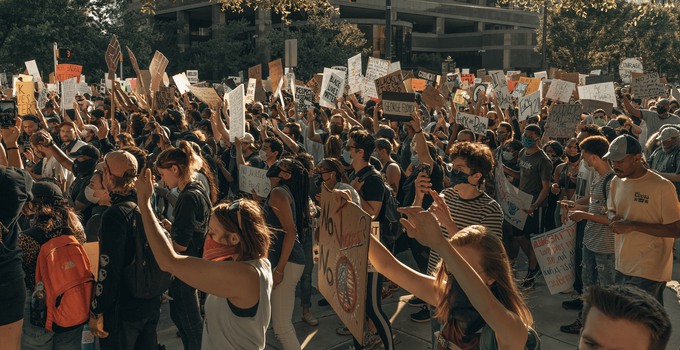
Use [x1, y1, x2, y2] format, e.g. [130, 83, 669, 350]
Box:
[426, 188, 504, 275]
[583, 171, 615, 254]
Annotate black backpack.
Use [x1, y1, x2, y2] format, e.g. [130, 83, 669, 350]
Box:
[123, 203, 173, 299]
[359, 169, 402, 245]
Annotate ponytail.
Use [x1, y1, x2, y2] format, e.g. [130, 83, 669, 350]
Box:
[156, 140, 204, 182]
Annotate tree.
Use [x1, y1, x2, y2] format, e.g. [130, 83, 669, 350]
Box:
[496, 0, 617, 16]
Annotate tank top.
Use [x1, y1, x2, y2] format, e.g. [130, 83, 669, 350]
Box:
[263, 185, 305, 267]
[201, 258, 273, 350]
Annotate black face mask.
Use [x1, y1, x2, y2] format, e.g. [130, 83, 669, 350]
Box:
[72, 158, 97, 176]
[450, 169, 470, 187]
[657, 106, 668, 115]
[566, 154, 581, 163]
[330, 124, 343, 135]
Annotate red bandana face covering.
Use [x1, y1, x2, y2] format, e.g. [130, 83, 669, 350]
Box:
[203, 235, 238, 261]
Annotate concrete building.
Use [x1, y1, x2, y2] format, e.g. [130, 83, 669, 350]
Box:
[153, 0, 541, 72]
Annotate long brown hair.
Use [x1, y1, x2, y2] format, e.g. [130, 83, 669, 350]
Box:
[212, 199, 271, 261]
[32, 200, 85, 243]
[155, 140, 203, 184]
[433, 225, 533, 327]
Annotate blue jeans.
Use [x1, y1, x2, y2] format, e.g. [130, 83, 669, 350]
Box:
[21, 290, 83, 350]
[581, 247, 615, 288]
[297, 227, 314, 309]
[616, 272, 666, 306]
[169, 278, 203, 350]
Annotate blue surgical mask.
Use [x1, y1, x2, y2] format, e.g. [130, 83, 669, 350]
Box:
[411, 154, 420, 167]
[522, 136, 536, 148]
[342, 149, 352, 164]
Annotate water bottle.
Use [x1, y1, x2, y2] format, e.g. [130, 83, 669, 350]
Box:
[30, 282, 47, 327]
[81, 323, 95, 350]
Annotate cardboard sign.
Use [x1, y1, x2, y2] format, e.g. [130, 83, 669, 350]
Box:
[245, 78, 257, 104]
[494, 159, 533, 229]
[16, 81, 35, 116]
[375, 70, 405, 98]
[580, 100, 613, 115]
[456, 112, 488, 136]
[546, 79, 576, 103]
[238, 165, 271, 197]
[421, 85, 445, 110]
[417, 68, 438, 87]
[531, 223, 577, 294]
[126, 46, 147, 96]
[619, 58, 643, 84]
[148, 51, 169, 95]
[307, 74, 323, 101]
[490, 70, 511, 109]
[172, 73, 192, 95]
[453, 89, 469, 106]
[248, 65, 262, 85]
[631, 72, 664, 99]
[320, 71, 345, 109]
[105, 35, 121, 75]
[382, 92, 416, 122]
[585, 74, 617, 85]
[518, 91, 541, 122]
[55, 64, 82, 83]
[318, 185, 370, 343]
[61, 77, 77, 111]
[25, 60, 41, 83]
[347, 53, 363, 94]
[364, 57, 390, 99]
[577, 82, 616, 105]
[546, 104, 582, 138]
[409, 78, 427, 92]
[155, 86, 175, 109]
[268, 59, 284, 92]
[227, 84, 245, 142]
[189, 86, 222, 108]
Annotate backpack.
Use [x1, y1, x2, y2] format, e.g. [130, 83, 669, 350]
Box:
[123, 203, 173, 299]
[33, 230, 94, 332]
[359, 168, 402, 245]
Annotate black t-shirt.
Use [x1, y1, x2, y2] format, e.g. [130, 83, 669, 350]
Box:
[350, 165, 386, 221]
[171, 182, 212, 257]
[0, 167, 33, 282]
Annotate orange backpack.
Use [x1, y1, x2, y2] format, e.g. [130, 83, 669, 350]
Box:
[34, 232, 94, 331]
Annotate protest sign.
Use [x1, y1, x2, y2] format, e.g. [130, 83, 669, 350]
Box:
[347, 54, 363, 94]
[456, 112, 489, 136]
[631, 72, 664, 99]
[460, 74, 475, 86]
[534, 71, 548, 80]
[531, 223, 577, 294]
[320, 71, 345, 109]
[25, 60, 41, 83]
[248, 65, 262, 85]
[61, 77, 77, 111]
[453, 89, 469, 106]
[580, 100, 613, 115]
[245, 78, 256, 104]
[558, 72, 580, 86]
[148, 51, 169, 95]
[512, 82, 528, 99]
[490, 70, 511, 109]
[375, 70, 405, 97]
[238, 165, 271, 197]
[307, 74, 323, 101]
[126, 46, 147, 96]
[364, 57, 390, 99]
[545, 79, 575, 103]
[16, 81, 35, 116]
[477, 69, 487, 77]
[494, 159, 533, 229]
[577, 82, 616, 105]
[55, 64, 82, 83]
[519, 77, 541, 96]
[518, 91, 541, 122]
[105, 35, 121, 76]
[382, 92, 416, 122]
[546, 104, 582, 138]
[172, 73, 192, 95]
[186, 70, 199, 84]
[77, 82, 90, 95]
[269, 59, 284, 91]
[154, 86, 175, 109]
[318, 185, 370, 343]
[619, 58, 643, 84]
[37, 88, 49, 109]
[189, 86, 222, 108]
[227, 84, 245, 142]
[388, 61, 401, 74]
[295, 86, 315, 114]
[409, 78, 426, 92]
[422, 85, 445, 110]
[417, 68, 438, 87]
[472, 84, 487, 103]
[585, 74, 617, 85]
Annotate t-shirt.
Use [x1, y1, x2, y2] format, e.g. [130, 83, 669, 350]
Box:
[517, 149, 553, 206]
[171, 182, 212, 257]
[583, 171, 615, 254]
[608, 171, 680, 281]
[350, 165, 385, 220]
[647, 146, 680, 199]
[640, 110, 680, 137]
[426, 189, 504, 274]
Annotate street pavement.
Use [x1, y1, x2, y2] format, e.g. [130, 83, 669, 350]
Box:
[158, 250, 680, 349]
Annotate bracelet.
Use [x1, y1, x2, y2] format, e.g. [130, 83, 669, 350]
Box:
[5, 147, 18, 151]
[275, 270, 284, 276]
[414, 129, 423, 134]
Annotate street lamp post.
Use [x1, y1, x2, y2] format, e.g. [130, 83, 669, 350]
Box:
[385, 0, 392, 60]
[541, 0, 548, 70]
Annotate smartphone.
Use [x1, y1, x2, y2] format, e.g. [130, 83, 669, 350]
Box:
[418, 163, 431, 175]
[0, 100, 17, 128]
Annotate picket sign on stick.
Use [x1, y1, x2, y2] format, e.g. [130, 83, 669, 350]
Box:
[531, 223, 577, 294]
[227, 84, 245, 142]
[105, 35, 121, 121]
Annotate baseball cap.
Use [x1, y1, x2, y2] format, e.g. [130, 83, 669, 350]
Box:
[242, 133, 255, 144]
[32, 180, 64, 202]
[70, 144, 101, 159]
[656, 127, 680, 142]
[603, 135, 642, 162]
[104, 150, 138, 177]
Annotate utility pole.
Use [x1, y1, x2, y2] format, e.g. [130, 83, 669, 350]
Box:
[385, 0, 392, 60]
[541, 1, 548, 70]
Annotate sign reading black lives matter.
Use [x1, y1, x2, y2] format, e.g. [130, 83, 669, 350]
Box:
[382, 92, 416, 122]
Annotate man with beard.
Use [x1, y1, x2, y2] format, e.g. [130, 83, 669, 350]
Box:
[647, 126, 680, 200]
[59, 121, 86, 154]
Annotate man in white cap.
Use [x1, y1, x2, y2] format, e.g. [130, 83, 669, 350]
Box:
[605, 134, 680, 304]
[647, 125, 680, 199]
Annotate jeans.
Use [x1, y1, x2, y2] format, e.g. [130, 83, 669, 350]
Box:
[21, 290, 83, 350]
[297, 228, 314, 309]
[271, 263, 305, 350]
[616, 272, 667, 305]
[99, 299, 161, 350]
[573, 220, 586, 294]
[352, 272, 395, 350]
[169, 278, 203, 350]
[581, 247, 615, 288]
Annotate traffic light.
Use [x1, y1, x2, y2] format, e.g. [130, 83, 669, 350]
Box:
[58, 48, 71, 59]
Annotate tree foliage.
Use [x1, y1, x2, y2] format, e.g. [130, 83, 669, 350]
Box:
[496, 0, 617, 16]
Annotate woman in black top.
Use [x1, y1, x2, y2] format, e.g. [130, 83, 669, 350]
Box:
[155, 141, 212, 350]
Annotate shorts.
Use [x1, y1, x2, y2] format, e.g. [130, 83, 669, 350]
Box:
[512, 208, 542, 238]
[0, 277, 27, 325]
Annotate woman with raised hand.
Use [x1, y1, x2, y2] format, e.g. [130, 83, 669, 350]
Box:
[368, 206, 538, 350]
[136, 169, 273, 350]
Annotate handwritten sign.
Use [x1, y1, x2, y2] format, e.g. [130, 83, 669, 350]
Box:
[155, 86, 175, 109]
[321, 71, 345, 109]
[307, 74, 323, 101]
[248, 64, 262, 85]
[631, 72, 664, 99]
[489, 70, 511, 109]
[363, 57, 390, 99]
[148, 51, 169, 95]
[546, 104, 582, 138]
[578, 82, 616, 105]
[494, 159, 533, 229]
[318, 185, 370, 343]
[16, 81, 35, 116]
[25, 60, 41, 83]
[519, 77, 541, 96]
[55, 64, 82, 83]
[269, 59, 284, 92]
[244, 78, 257, 104]
[347, 53, 363, 94]
[453, 89, 469, 106]
[417, 68, 438, 87]
[546, 79, 575, 103]
[518, 91, 541, 122]
[460, 74, 475, 86]
[189, 86, 222, 108]
[375, 70, 405, 97]
[619, 58, 643, 84]
[105, 35, 121, 75]
[61, 77, 77, 111]
[456, 112, 488, 136]
[382, 92, 415, 122]
[228, 84, 245, 142]
[531, 223, 577, 294]
[238, 165, 271, 197]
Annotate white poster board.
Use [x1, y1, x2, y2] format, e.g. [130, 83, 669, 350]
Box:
[518, 91, 541, 122]
[577, 82, 616, 105]
[186, 70, 199, 84]
[245, 78, 256, 104]
[320, 70, 345, 109]
[227, 84, 245, 142]
[619, 58, 643, 84]
[456, 112, 489, 136]
[489, 70, 511, 109]
[546, 79, 575, 103]
[238, 165, 271, 197]
[347, 54, 363, 94]
[531, 223, 577, 294]
[363, 57, 390, 99]
[25, 60, 42, 83]
[61, 77, 77, 110]
[494, 160, 533, 229]
[172, 73, 192, 95]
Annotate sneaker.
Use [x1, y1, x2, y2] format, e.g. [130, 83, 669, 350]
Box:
[410, 306, 430, 323]
[318, 298, 330, 307]
[562, 298, 583, 311]
[559, 319, 582, 334]
[407, 296, 426, 307]
[363, 332, 381, 350]
[336, 326, 352, 336]
[521, 267, 540, 289]
[301, 311, 319, 326]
